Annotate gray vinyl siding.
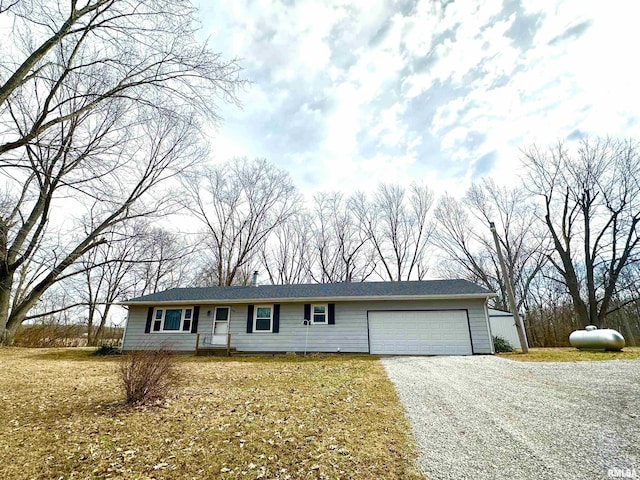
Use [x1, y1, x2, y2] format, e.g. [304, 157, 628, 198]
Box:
[123, 298, 492, 354]
[229, 302, 367, 353]
[121, 306, 198, 352]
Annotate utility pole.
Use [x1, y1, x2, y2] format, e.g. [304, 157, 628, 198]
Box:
[489, 221, 529, 353]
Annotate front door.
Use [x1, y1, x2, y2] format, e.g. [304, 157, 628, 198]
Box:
[212, 307, 230, 345]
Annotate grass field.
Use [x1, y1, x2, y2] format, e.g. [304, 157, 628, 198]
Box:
[498, 346, 640, 362]
[0, 348, 423, 480]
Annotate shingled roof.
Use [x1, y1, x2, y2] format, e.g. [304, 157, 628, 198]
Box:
[122, 279, 494, 305]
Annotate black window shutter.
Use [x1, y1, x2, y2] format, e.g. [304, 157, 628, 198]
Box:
[273, 304, 280, 333]
[191, 306, 200, 333]
[144, 307, 153, 333]
[328, 303, 335, 325]
[303, 303, 311, 321]
[246, 305, 254, 333]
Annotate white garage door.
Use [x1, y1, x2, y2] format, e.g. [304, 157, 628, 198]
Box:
[368, 310, 473, 355]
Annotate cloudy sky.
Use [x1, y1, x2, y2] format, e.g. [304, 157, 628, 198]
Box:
[197, 0, 640, 196]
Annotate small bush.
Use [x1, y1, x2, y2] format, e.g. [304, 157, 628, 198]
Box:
[493, 335, 515, 353]
[119, 349, 177, 404]
[93, 345, 121, 356]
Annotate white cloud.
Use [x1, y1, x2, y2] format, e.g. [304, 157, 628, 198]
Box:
[425, 0, 640, 189]
[197, 0, 640, 198]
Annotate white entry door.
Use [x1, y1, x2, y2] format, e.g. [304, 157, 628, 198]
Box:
[368, 310, 472, 355]
[211, 307, 230, 345]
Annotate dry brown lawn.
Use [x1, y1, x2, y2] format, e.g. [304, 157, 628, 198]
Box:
[498, 346, 640, 362]
[0, 348, 423, 480]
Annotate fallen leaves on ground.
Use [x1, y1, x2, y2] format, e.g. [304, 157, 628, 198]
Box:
[0, 348, 423, 479]
[498, 346, 640, 362]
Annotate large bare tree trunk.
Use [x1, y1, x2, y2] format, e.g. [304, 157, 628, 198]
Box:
[93, 304, 111, 346]
[523, 138, 640, 329]
[0, 276, 14, 345]
[0, 0, 243, 337]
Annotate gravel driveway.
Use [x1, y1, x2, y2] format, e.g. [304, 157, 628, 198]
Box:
[381, 356, 640, 480]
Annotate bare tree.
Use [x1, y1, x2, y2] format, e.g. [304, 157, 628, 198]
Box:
[72, 222, 191, 345]
[354, 183, 434, 281]
[76, 229, 140, 346]
[182, 158, 300, 286]
[0, 0, 18, 14]
[0, 1, 242, 155]
[523, 137, 640, 327]
[13, 284, 85, 347]
[259, 213, 314, 285]
[19, 222, 193, 346]
[434, 194, 500, 298]
[466, 180, 549, 310]
[309, 192, 375, 283]
[0, 0, 243, 344]
[433, 181, 548, 312]
[611, 263, 640, 344]
[128, 226, 193, 296]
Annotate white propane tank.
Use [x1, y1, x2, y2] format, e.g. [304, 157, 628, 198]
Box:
[569, 325, 625, 351]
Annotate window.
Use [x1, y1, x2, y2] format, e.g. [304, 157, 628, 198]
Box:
[152, 307, 193, 333]
[183, 308, 192, 332]
[254, 305, 273, 332]
[153, 309, 162, 332]
[247, 304, 279, 334]
[311, 304, 327, 324]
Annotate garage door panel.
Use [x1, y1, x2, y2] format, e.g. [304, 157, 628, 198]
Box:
[368, 310, 472, 355]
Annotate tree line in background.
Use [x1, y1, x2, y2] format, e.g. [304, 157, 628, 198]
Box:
[8, 140, 640, 348]
[1, 3, 639, 348]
